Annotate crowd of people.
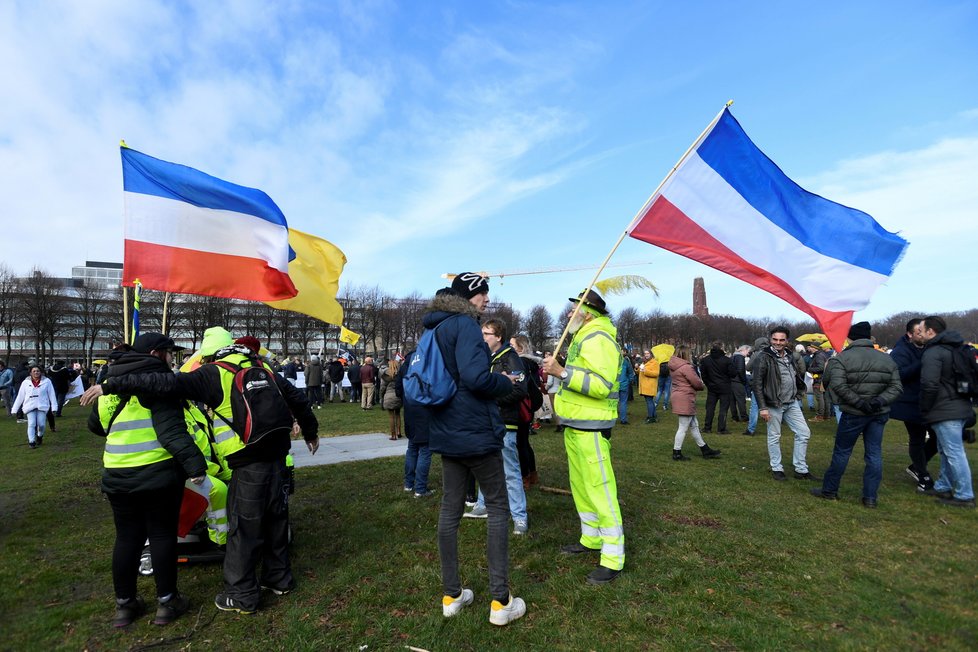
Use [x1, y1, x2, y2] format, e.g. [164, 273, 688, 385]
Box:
[5, 280, 975, 630]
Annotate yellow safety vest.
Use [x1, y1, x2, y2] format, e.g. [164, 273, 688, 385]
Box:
[555, 316, 622, 430]
[98, 394, 174, 469]
[209, 353, 279, 460]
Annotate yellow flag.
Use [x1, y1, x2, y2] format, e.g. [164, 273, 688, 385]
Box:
[264, 228, 347, 325]
[339, 326, 361, 346]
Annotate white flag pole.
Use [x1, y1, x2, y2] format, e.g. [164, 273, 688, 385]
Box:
[550, 100, 734, 356]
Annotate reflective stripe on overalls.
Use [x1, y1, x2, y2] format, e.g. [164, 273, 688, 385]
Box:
[98, 394, 172, 469]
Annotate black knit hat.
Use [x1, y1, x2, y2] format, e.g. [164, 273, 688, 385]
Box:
[451, 272, 489, 300]
[848, 321, 872, 341]
[132, 333, 184, 354]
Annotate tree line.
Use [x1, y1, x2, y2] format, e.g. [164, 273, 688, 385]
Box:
[2, 263, 976, 366]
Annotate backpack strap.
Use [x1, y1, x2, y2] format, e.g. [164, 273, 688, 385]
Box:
[105, 395, 132, 432]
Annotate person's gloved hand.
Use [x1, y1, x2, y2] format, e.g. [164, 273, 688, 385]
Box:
[868, 397, 885, 412]
[856, 398, 872, 413]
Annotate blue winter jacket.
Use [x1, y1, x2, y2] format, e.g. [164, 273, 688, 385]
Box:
[889, 334, 924, 423]
[421, 293, 511, 457]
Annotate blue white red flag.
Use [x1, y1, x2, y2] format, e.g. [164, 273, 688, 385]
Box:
[627, 108, 908, 351]
[121, 147, 298, 302]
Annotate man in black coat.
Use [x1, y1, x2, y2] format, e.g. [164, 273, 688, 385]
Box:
[889, 317, 938, 492]
[699, 342, 734, 434]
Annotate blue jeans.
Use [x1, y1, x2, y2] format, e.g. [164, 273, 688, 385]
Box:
[404, 440, 432, 493]
[821, 413, 886, 499]
[476, 431, 526, 522]
[643, 395, 657, 420]
[764, 401, 811, 473]
[656, 377, 672, 411]
[932, 419, 974, 500]
[26, 409, 47, 444]
[747, 389, 758, 433]
[617, 388, 629, 423]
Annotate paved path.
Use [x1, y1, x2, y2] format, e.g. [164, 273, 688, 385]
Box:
[290, 432, 406, 468]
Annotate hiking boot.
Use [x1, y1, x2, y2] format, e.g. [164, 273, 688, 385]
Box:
[214, 593, 257, 615]
[29, 442, 36, 449]
[443, 588, 474, 617]
[700, 445, 721, 459]
[672, 450, 690, 461]
[36, 435, 43, 446]
[153, 593, 190, 625]
[261, 581, 296, 596]
[772, 470, 787, 481]
[513, 518, 529, 536]
[586, 566, 622, 585]
[489, 595, 526, 626]
[809, 487, 839, 500]
[463, 504, 488, 519]
[794, 471, 820, 481]
[743, 429, 754, 436]
[717, 429, 731, 435]
[414, 489, 436, 498]
[862, 497, 878, 508]
[112, 596, 146, 628]
[560, 542, 597, 555]
[923, 488, 953, 499]
[938, 497, 976, 508]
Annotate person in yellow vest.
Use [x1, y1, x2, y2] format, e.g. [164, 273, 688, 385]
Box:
[184, 403, 230, 545]
[87, 333, 208, 628]
[541, 289, 625, 585]
[82, 327, 318, 615]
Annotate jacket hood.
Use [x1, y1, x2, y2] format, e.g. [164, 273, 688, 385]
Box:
[668, 356, 690, 372]
[753, 337, 769, 351]
[926, 329, 965, 348]
[422, 292, 481, 329]
[107, 351, 171, 378]
[709, 348, 725, 359]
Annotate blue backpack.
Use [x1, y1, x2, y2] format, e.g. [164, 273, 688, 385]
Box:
[403, 321, 458, 406]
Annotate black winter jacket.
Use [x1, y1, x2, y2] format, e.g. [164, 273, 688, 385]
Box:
[101, 355, 318, 468]
[822, 340, 902, 415]
[422, 293, 511, 457]
[751, 346, 806, 410]
[327, 360, 345, 384]
[920, 330, 976, 424]
[490, 345, 528, 428]
[88, 352, 207, 494]
[889, 334, 925, 423]
[699, 349, 734, 394]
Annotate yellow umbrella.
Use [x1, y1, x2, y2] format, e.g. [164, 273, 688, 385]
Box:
[92, 359, 108, 365]
[797, 333, 828, 344]
[651, 344, 675, 363]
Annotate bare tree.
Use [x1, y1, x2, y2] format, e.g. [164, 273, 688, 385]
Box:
[72, 281, 113, 365]
[18, 268, 68, 364]
[0, 264, 17, 363]
[523, 305, 554, 350]
[613, 307, 640, 349]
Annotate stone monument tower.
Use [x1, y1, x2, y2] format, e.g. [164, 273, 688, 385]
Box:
[693, 277, 709, 317]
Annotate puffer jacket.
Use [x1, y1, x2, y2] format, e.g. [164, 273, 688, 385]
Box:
[822, 339, 902, 415]
[920, 330, 976, 424]
[888, 334, 925, 423]
[699, 348, 733, 394]
[12, 376, 58, 413]
[422, 293, 511, 457]
[637, 358, 659, 397]
[668, 356, 704, 416]
[87, 352, 207, 494]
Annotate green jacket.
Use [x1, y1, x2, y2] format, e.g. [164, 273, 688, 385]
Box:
[823, 339, 902, 415]
[555, 315, 621, 430]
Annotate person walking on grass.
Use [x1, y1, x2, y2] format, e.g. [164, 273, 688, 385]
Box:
[397, 349, 434, 498]
[11, 365, 57, 449]
[699, 342, 733, 434]
[810, 322, 902, 507]
[668, 346, 722, 461]
[637, 349, 659, 423]
[423, 275, 526, 626]
[542, 289, 625, 586]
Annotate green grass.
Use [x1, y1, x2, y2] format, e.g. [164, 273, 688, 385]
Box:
[1, 399, 976, 651]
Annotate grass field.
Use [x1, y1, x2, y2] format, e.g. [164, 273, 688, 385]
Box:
[0, 397, 976, 651]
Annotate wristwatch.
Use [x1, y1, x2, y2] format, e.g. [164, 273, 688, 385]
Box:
[560, 370, 569, 380]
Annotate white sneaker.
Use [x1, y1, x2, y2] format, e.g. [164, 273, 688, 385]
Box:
[489, 595, 526, 626]
[463, 504, 488, 518]
[513, 519, 528, 535]
[442, 588, 473, 617]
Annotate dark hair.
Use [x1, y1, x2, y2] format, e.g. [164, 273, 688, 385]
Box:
[676, 345, 692, 362]
[769, 325, 790, 339]
[905, 318, 923, 334]
[922, 316, 947, 334]
[483, 318, 508, 341]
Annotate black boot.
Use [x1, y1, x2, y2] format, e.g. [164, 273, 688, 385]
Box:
[672, 449, 690, 461]
[700, 444, 721, 459]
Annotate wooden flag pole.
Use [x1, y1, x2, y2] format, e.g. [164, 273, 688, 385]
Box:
[550, 101, 734, 356]
[161, 292, 170, 335]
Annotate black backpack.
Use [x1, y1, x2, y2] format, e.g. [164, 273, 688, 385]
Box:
[949, 344, 978, 401]
[212, 357, 295, 445]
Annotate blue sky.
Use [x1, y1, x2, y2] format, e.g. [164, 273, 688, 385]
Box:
[2, 1, 977, 324]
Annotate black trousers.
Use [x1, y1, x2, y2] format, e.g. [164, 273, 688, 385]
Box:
[107, 484, 183, 601]
[516, 422, 536, 476]
[704, 391, 731, 431]
[905, 421, 938, 479]
[224, 458, 291, 610]
[730, 383, 747, 421]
